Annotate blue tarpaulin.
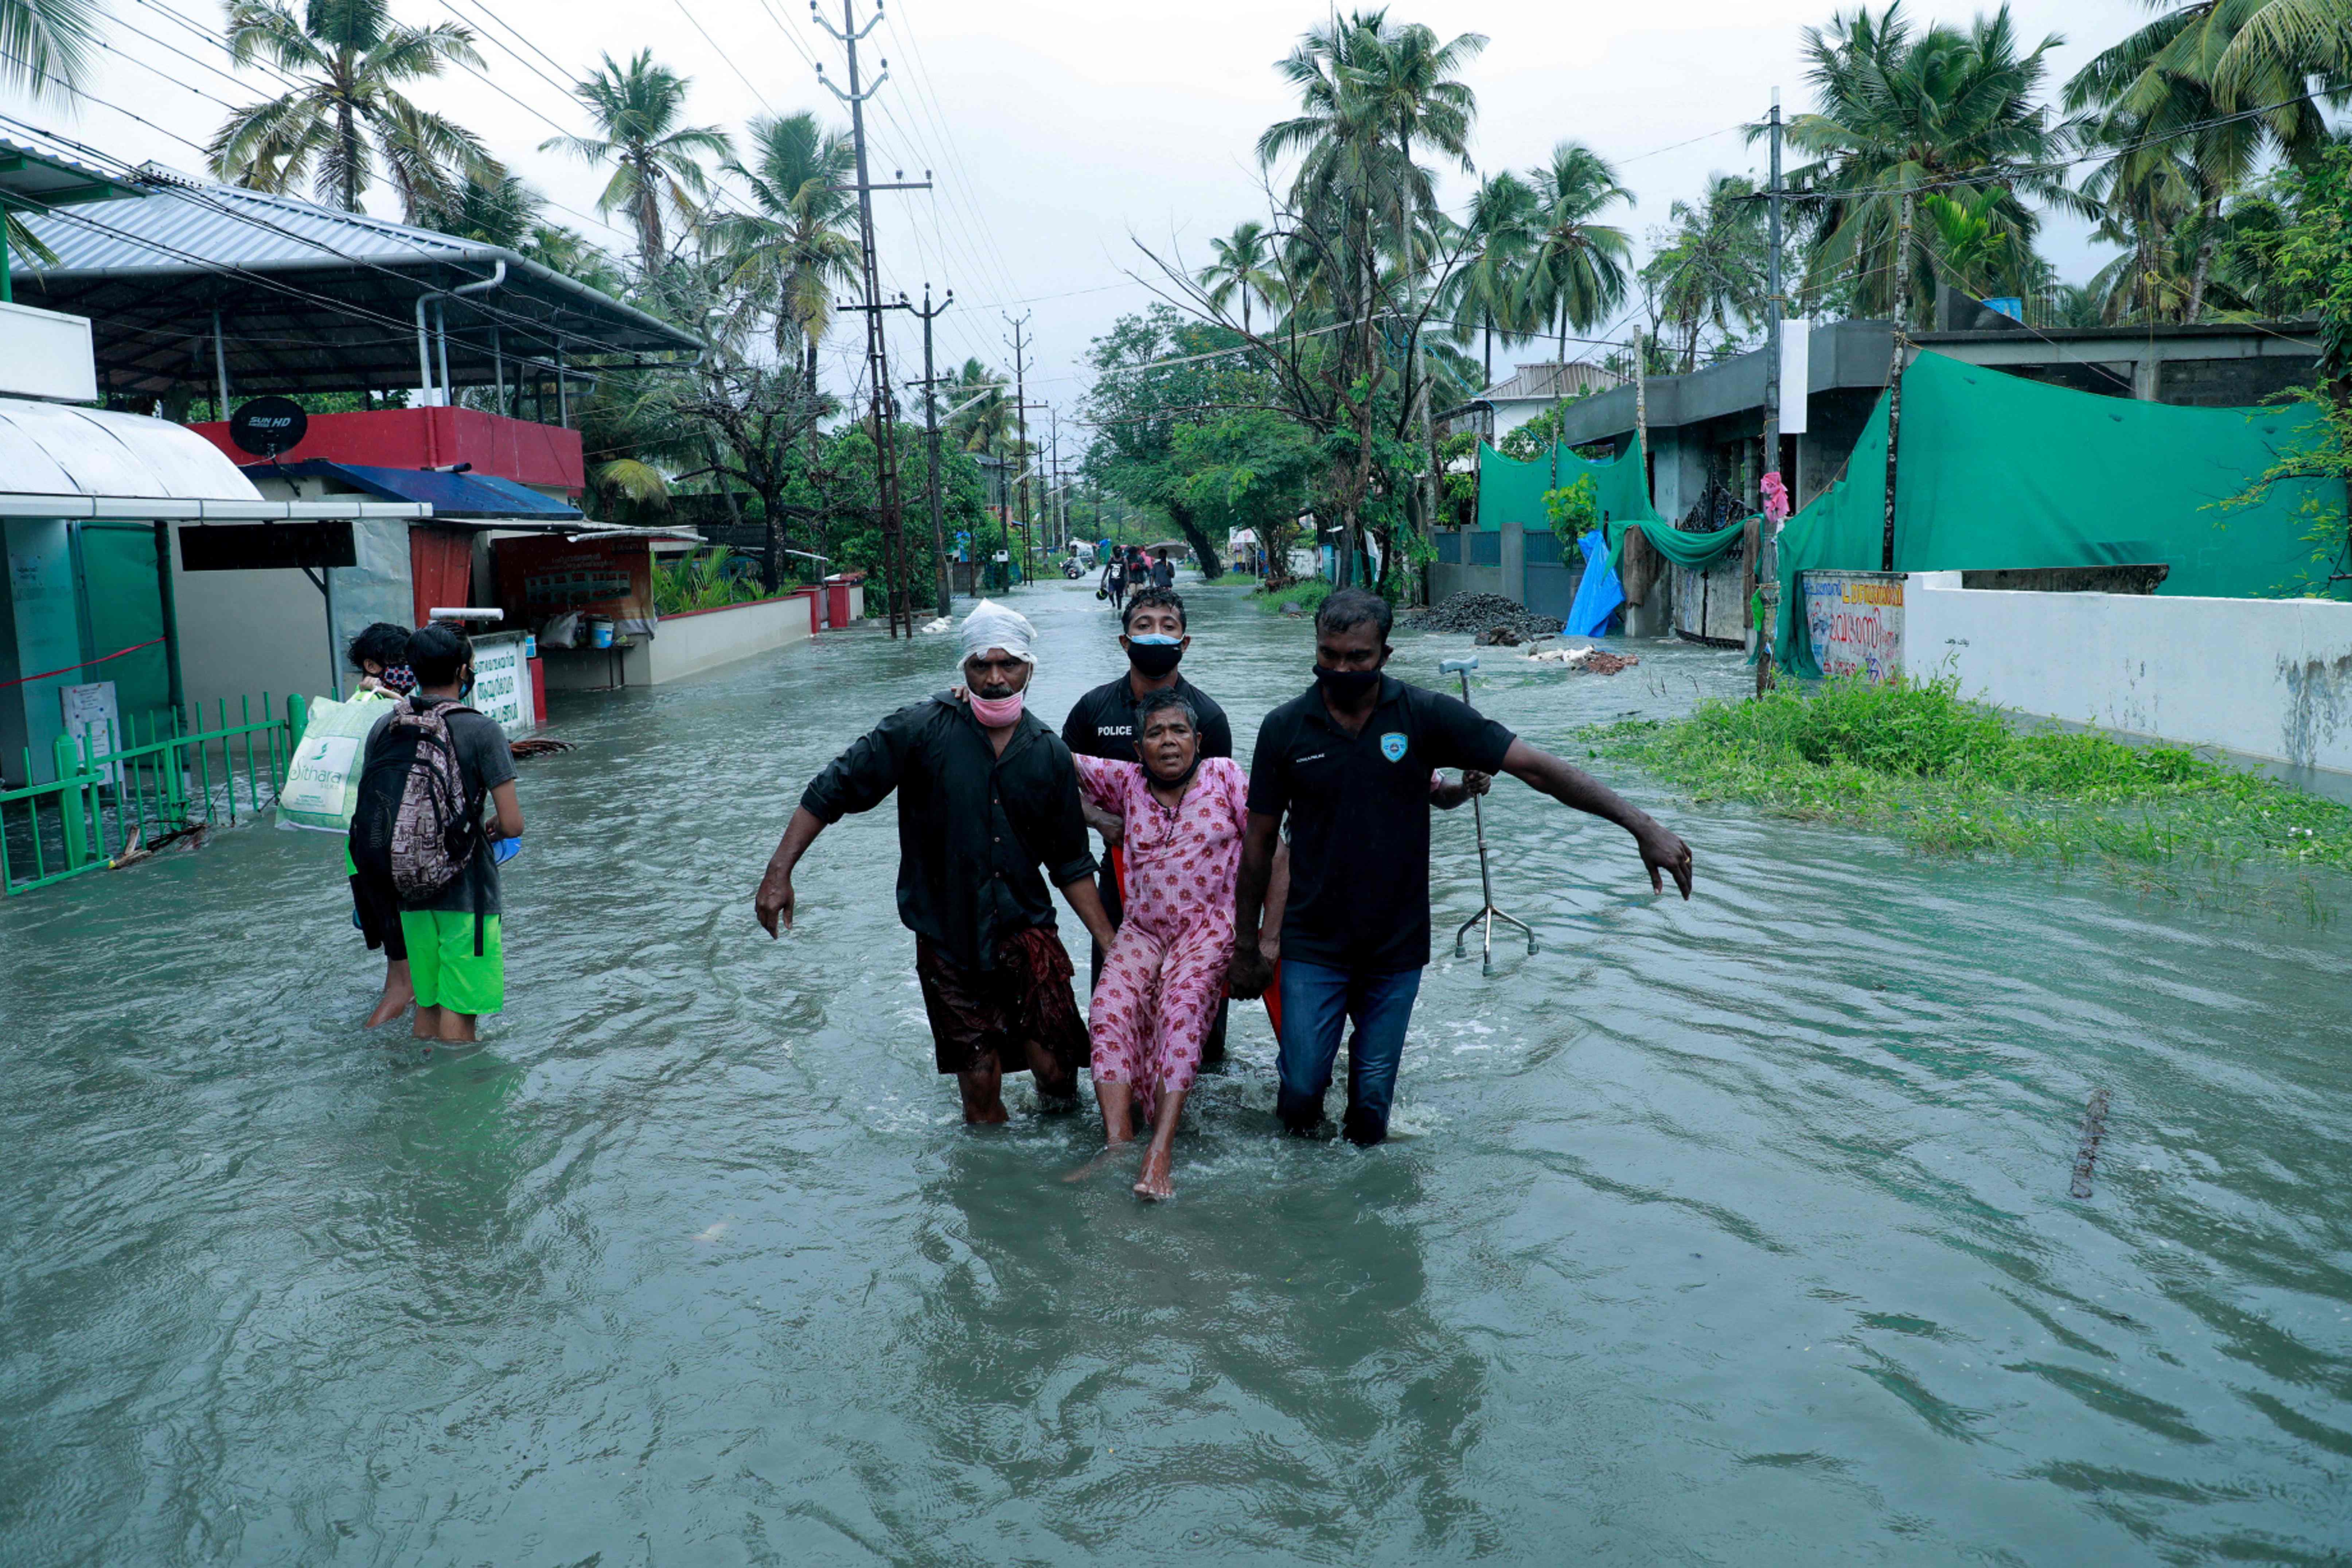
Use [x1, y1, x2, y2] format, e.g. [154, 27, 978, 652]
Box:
[1564, 530, 1624, 636]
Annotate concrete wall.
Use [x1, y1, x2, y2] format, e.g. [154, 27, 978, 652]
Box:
[1906, 576, 2352, 782]
[169, 516, 412, 713]
[649, 593, 815, 682]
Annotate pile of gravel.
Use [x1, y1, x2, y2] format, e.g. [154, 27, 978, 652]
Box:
[1404, 592, 1565, 641]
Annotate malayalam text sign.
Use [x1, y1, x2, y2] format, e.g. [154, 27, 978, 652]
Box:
[1803, 572, 1906, 683]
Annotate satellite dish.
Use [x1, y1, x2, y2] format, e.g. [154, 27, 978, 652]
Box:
[228, 396, 308, 458]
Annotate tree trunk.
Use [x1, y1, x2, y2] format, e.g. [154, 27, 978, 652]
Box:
[2186, 188, 2221, 324]
[1163, 499, 1225, 581]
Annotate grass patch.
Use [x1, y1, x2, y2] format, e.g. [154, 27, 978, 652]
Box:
[1256, 578, 1333, 617]
[1583, 678, 2352, 898]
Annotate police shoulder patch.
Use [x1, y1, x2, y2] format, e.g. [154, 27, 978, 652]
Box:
[1380, 731, 1408, 762]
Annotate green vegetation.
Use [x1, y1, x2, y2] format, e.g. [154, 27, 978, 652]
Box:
[1585, 678, 2352, 885]
[1256, 578, 1333, 618]
[652, 547, 776, 615]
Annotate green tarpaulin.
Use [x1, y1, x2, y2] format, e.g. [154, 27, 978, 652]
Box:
[1476, 433, 1658, 531]
[1772, 351, 2343, 676]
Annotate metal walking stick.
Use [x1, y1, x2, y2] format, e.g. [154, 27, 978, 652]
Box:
[1439, 655, 1536, 976]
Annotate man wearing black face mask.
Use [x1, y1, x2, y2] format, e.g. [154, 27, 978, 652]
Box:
[1229, 588, 1695, 1146]
[1061, 586, 1241, 1061]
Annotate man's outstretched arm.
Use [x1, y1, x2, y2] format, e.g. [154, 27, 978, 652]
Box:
[755, 807, 826, 935]
[1499, 740, 1694, 898]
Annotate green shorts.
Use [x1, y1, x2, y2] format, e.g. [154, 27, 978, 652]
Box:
[398, 911, 504, 1015]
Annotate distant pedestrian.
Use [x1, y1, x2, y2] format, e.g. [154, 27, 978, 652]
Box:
[1151, 552, 1175, 591]
[1228, 589, 1692, 1145]
[1101, 551, 1127, 613]
[349, 624, 524, 1048]
[756, 600, 1119, 1124]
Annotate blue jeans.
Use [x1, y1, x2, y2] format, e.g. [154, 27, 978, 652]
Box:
[1276, 960, 1423, 1146]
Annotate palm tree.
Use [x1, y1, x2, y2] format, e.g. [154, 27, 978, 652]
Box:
[944, 358, 1010, 455]
[707, 110, 859, 379]
[1784, 4, 2076, 327]
[413, 171, 540, 248]
[1445, 172, 1541, 387]
[208, 0, 496, 218]
[2, 0, 100, 100]
[1198, 220, 1284, 334]
[2066, 1, 2337, 321]
[1641, 173, 1769, 371]
[1518, 141, 1634, 384]
[542, 50, 732, 275]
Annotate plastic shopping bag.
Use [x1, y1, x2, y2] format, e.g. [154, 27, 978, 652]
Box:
[276, 691, 394, 834]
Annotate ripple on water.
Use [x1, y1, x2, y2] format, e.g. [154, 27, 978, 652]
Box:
[2, 578, 2349, 1565]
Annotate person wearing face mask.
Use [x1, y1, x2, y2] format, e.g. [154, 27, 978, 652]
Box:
[756, 600, 1119, 1126]
[1060, 587, 1244, 1065]
[1228, 588, 1695, 1146]
[352, 624, 524, 1047]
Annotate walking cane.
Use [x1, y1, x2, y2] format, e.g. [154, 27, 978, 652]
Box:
[1439, 655, 1536, 976]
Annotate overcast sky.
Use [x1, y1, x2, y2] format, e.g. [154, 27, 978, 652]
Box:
[11, 0, 2156, 452]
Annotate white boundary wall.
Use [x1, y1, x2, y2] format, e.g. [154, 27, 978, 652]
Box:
[1905, 574, 2352, 780]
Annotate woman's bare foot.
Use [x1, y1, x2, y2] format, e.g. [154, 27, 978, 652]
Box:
[1133, 1144, 1175, 1201]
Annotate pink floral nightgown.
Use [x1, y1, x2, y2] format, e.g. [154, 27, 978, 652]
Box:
[1072, 753, 1249, 1120]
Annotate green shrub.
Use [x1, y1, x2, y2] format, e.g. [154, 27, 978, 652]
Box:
[1583, 676, 2352, 887]
[1257, 578, 1333, 617]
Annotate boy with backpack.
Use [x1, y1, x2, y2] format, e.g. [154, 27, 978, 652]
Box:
[349, 623, 523, 1046]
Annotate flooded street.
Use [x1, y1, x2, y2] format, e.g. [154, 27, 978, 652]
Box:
[5, 577, 2349, 1565]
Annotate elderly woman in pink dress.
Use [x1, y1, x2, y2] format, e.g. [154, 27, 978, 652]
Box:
[1069, 687, 1249, 1199]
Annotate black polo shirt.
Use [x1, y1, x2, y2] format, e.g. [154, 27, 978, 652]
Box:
[801, 695, 1096, 972]
[1247, 675, 1515, 972]
[1060, 672, 1234, 764]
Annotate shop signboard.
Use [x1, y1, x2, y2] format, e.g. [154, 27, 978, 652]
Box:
[494, 534, 654, 632]
[1802, 570, 1906, 683]
[468, 633, 533, 733]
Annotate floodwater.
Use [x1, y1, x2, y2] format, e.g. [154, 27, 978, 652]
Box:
[4, 579, 2350, 1567]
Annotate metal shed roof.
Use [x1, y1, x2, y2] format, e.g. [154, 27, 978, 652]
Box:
[9, 175, 703, 397]
[0, 134, 148, 211]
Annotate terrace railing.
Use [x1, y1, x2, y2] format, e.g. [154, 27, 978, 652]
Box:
[0, 694, 308, 897]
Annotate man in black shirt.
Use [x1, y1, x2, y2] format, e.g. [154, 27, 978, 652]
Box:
[757, 601, 1119, 1124]
[1150, 552, 1176, 591]
[1230, 588, 1693, 1145]
[1061, 585, 1240, 1064]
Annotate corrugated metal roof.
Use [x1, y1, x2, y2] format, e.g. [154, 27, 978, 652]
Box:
[11, 177, 703, 397]
[1480, 361, 1627, 403]
[19, 176, 485, 273]
[0, 133, 149, 207]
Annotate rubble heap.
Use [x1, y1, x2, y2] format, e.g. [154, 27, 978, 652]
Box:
[1404, 592, 1565, 641]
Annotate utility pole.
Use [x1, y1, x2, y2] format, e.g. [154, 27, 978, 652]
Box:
[1759, 87, 1786, 694]
[1006, 313, 1034, 590]
[1048, 407, 1064, 557]
[814, 0, 931, 637]
[1881, 190, 1913, 572]
[906, 283, 956, 616]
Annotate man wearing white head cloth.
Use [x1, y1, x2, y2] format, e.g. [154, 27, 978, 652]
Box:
[757, 601, 1118, 1123]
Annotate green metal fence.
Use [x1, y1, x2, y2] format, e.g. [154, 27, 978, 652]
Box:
[0, 693, 308, 897]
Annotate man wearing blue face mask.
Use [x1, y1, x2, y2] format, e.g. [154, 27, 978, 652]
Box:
[1229, 588, 1695, 1146]
[1062, 586, 1241, 1062]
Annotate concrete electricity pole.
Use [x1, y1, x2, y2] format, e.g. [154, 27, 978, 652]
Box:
[908, 283, 955, 615]
[1006, 313, 1034, 587]
[814, 0, 931, 636]
[1881, 191, 1914, 572]
[1759, 88, 1785, 694]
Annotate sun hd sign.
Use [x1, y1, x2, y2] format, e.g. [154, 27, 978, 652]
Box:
[1802, 570, 1906, 684]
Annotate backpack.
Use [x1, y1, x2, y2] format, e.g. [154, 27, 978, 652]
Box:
[350, 699, 484, 907]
